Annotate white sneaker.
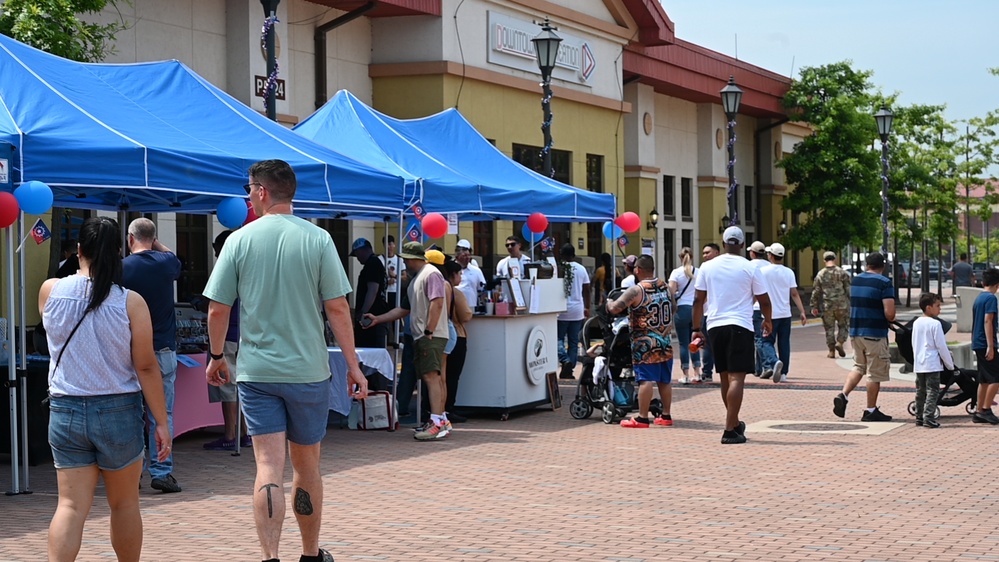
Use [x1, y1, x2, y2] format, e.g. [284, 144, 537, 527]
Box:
[772, 360, 784, 384]
[680, 377, 690, 385]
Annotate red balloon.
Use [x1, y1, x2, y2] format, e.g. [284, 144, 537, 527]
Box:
[244, 200, 258, 225]
[422, 212, 447, 238]
[615, 211, 641, 233]
[526, 212, 548, 233]
[0, 192, 18, 228]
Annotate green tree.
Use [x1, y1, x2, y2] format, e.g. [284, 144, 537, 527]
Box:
[0, 0, 129, 62]
[778, 62, 882, 252]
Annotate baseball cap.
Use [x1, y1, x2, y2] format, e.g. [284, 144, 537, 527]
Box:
[823, 251, 837, 261]
[425, 249, 446, 265]
[623, 255, 637, 267]
[722, 226, 745, 245]
[349, 237, 372, 256]
[749, 241, 766, 253]
[768, 242, 786, 257]
[399, 241, 427, 260]
[456, 239, 472, 250]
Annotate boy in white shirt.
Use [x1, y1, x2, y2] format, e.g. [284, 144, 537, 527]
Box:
[912, 292, 955, 428]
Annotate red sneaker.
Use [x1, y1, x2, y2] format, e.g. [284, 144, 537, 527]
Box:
[654, 415, 673, 427]
[620, 417, 650, 428]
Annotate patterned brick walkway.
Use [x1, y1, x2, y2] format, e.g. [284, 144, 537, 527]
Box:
[3, 305, 994, 562]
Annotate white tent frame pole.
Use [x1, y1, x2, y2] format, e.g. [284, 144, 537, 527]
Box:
[6, 218, 21, 494]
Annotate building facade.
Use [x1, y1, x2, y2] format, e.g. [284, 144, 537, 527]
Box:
[21, 0, 809, 321]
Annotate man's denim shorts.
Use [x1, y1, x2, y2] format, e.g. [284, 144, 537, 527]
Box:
[48, 392, 145, 471]
[238, 378, 331, 445]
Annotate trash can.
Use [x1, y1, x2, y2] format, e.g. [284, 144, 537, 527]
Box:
[956, 286, 984, 333]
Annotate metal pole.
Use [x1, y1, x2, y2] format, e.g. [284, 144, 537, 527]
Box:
[261, 0, 280, 121]
[540, 73, 554, 178]
[880, 138, 890, 257]
[727, 115, 737, 225]
[6, 220, 19, 494]
[16, 213, 28, 491]
[966, 125, 971, 260]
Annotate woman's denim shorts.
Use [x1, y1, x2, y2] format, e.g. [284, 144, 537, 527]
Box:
[48, 392, 145, 471]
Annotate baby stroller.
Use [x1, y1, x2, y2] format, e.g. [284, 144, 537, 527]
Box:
[890, 318, 978, 417]
[568, 288, 662, 423]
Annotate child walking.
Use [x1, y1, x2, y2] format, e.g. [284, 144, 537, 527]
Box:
[912, 292, 955, 428]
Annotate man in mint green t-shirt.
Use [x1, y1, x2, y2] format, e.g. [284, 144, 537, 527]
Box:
[203, 159, 367, 562]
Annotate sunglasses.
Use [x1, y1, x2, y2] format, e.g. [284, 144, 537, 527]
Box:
[505, 242, 517, 248]
[243, 181, 263, 194]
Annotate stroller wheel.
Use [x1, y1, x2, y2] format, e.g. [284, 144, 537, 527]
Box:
[907, 401, 917, 416]
[649, 398, 663, 418]
[935, 406, 941, 418]
[601, 402, 617, 424]
[967, 401, 977, 415]
[569, 398, 593, 420]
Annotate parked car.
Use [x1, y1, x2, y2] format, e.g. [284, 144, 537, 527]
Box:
[894, 261, 920, 288]
[973, 262, 990, 288]
[914, 260, 942, 281]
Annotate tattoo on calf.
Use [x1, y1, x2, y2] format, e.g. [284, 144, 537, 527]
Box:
[259, 483, 279, 518]
[294, 487, 314, 516]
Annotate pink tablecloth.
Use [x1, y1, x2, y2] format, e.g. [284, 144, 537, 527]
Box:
[173, 354, 224, 437]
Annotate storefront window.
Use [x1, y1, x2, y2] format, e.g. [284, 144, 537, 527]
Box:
[663, 175, 675, 219]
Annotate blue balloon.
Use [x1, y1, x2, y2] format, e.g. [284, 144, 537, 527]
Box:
[14, 180, 53, 215]
[217, 197, 248, 229]
[521, 223, 543, 245]
[602, 221, 623, 240]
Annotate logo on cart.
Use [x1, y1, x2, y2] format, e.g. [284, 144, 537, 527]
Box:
[525, 326, 550, 385]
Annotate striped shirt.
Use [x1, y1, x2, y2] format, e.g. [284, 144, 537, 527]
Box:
[848, 272, 893, 338]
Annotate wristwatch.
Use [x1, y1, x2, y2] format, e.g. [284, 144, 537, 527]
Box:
[424, 329, 433, 336]
[209, 351, 224, 361]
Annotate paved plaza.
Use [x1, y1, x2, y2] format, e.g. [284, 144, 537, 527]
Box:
[3, 301, 997, 561]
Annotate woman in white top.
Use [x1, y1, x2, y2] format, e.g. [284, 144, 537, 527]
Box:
[40, 217, 170, 561]
[668, 247, 700, 383]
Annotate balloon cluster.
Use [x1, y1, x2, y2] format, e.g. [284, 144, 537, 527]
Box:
[0, 180, 55, 228]
[602, 211, 641, 240]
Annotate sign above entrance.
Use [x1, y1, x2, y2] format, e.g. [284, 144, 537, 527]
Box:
[487, 11, 596, 85]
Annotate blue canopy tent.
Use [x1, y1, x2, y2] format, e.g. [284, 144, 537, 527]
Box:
[295, 90, 616, 222]
[0, 35, 416, 218]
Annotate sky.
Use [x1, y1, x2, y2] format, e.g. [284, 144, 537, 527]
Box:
[662, 1, 998, 125]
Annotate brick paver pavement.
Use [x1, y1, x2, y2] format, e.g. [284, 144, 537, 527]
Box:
[3, 304, 995, 562]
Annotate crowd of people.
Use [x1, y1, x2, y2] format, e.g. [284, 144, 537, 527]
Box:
[42, 155, 994, 559]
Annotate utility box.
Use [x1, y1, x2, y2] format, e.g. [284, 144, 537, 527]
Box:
[956, 286, 985, 333]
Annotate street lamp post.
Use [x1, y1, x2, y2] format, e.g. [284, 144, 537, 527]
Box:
[874, 106, 894, 259]
[532, 18, 562, 179]
[261, 0, 281, 121]
[720, 76, 743, 226]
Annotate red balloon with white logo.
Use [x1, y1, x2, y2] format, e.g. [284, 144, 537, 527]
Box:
[422, 212, 447, 239]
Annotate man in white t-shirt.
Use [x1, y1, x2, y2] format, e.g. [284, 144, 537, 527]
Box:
[454, 239, 485, 310]
[379, 235, 403, 306]
[760, 243, 808, 383]
[496, 235, 530, 279]
[692, 226, 772, 444]
[620, 255, 638, 288]
[747, 241, 770, 378]
[557, 243, 591, 379]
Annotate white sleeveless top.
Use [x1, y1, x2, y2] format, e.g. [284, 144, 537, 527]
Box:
[44, 275, 139, 397]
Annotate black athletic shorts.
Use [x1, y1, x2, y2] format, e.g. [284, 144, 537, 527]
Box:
[707, 324, 755, 374]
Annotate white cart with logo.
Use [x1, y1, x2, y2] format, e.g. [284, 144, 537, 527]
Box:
[454, 277, 566, 419]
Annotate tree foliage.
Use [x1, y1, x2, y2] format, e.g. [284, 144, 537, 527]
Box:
[0, 0, 129, 62]
[778, 62, 882, 252]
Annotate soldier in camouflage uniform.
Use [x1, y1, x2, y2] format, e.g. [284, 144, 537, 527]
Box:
[811, 251, 851, 358]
